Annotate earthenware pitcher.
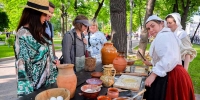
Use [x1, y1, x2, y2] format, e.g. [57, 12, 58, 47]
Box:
[100, 65, 116, 87]
[56, 64, 77, 98]
[101, 42, 117, 65]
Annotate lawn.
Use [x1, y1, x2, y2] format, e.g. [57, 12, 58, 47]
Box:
[0, 45, 15, 58]
[133, 43, 200, 94]
[0, 37, 62, 58]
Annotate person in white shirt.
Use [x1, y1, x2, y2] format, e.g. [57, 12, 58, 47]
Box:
[165, 13, 196, 71]
[85, 20, 107, 61]
[143, 15, 195, 100]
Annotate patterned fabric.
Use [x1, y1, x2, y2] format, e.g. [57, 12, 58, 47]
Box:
[86, 31, 107, 61]
[15, 27, 57, 97]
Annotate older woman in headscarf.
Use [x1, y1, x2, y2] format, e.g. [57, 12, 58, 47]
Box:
[165, 13, 196, 71]
[143, 15, 195, 100]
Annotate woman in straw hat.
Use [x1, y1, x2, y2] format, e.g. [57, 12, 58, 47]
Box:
[143, 15, 195, 100]
[14, 0, 59, 97]
[165, 13, 196, 71]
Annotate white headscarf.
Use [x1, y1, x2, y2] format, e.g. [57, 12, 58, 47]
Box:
[166, 13, 187, 39]
[145, 15, 163, 24]
[145, 15, 167, 27]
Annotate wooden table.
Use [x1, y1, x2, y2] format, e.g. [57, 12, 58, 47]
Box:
[17, 62, 108, 100]
[17, 62, 146, 100]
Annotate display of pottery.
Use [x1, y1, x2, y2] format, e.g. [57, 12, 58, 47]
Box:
[56, 64, 77, 98]
[101, 42, 117, 65]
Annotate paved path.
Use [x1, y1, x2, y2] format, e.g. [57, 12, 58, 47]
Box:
[0, 41, 5, 45]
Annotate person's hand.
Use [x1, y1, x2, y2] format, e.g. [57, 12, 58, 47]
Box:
[53, 59, 60, 65]
[143, 60, 152, 66]
[83, 38, 88, 45]
[145, 73, 157, 87]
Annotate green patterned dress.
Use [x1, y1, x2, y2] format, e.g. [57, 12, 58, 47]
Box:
[14, 27, 58, 97]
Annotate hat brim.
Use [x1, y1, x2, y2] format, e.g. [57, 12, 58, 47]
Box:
[25, 5, 52, 16]
[83, 22, 91, 27]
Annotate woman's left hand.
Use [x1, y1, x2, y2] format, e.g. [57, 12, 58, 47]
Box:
[145, 73, 157, 87]
[83, 38, 88, 45]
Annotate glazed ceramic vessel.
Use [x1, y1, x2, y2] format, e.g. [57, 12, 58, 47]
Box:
[113, 52, 127, 73]
[100, 65, 116, 87]
[101, 42, 117, 65]
[57, 64, 77, 98]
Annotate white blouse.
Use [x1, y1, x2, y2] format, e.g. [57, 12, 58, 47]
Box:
[174, 28, 197, 61]
[149, 27, 182, 77]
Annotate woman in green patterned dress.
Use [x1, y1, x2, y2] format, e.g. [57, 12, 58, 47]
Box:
[14, 0, 59, 97]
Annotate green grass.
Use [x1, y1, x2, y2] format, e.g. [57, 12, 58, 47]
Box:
[189, 44, 200, 94]
[0, 45, 15, 58]
[133, 43, 200, 94]
[54, 40, 62, 44]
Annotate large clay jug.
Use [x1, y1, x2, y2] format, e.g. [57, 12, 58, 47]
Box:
[101, 42, 118, 65]
[113, 52, 127, 74]
[57, 64, 77, 98]
[100, 65, 116, 87]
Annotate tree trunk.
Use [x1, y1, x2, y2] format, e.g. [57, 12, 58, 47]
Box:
[138, 0, 156, 56]
[181, 0, 190, 29]
[128, 0, 134, 54]
[173, 0, 179, 12]
[110, 0, 127, 55]
[92, 0, 105, 20]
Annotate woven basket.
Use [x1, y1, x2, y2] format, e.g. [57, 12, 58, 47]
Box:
[85, 57, 96, 71]
[35, 88, 70, 100]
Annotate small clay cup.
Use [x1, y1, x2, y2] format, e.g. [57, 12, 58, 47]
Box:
[97, 95, 111, 100]
[107, 87, 119, 99]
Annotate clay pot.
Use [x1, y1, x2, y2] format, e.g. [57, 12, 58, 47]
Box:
[79, 84, 101, 99]
[97, 95, 111, 100]
[101, 42, 118, 65]
[85, 57, 96, 71]
[100, 65, 116, 87]
[57, 64, 77, 98]
[107, 88, 119, 99]
[113, 52, 127, 73]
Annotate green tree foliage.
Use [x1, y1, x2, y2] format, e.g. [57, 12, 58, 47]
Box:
[0, 0, 26, 31]
[0, 11, 9, 31]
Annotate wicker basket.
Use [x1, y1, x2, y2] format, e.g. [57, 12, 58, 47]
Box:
[35, 88, 70, 100]
[85, 57, 96, 71]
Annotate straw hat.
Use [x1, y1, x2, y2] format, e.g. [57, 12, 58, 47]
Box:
[24, 0, 51, 16]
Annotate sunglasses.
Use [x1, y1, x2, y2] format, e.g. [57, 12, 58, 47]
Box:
[82, 23, 87, 27]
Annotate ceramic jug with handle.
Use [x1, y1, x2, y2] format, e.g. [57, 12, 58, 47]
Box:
[100, 64, 116, 87]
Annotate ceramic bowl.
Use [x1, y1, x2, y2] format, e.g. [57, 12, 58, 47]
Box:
[86, 78, 103, 86]
[97, 95, 111, 100]
[91, 72, 103, 78]
[79, 84, 101, 99]
[35, 88, 70, 100]
[127, 60, 135, 65]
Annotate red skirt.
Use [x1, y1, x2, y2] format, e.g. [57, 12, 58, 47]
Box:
[165, 65, 195, 100]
